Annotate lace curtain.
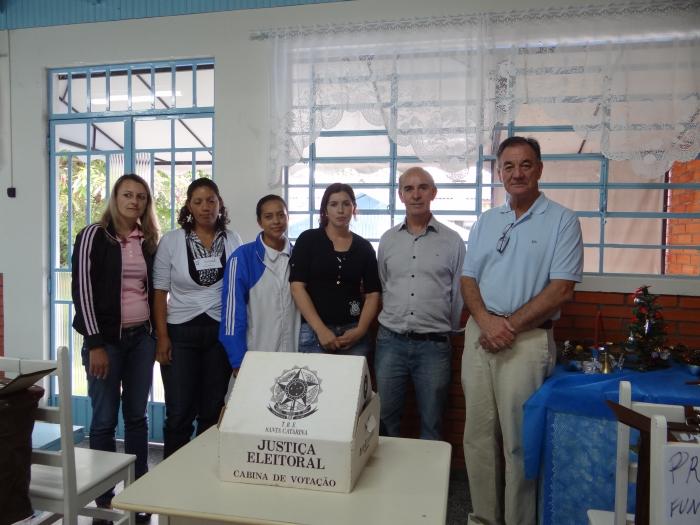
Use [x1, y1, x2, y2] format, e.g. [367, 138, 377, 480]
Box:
[263, 0, 699, 187]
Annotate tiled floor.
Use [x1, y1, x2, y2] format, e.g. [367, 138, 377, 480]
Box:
[27, 442, 472, 524]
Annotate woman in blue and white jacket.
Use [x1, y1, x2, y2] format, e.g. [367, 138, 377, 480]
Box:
[220, 195, 299, 372]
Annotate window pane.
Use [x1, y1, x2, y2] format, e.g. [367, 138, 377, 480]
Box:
[603, 247, 661, 274]
[109, 70, 129, 111]
[195, 150, 213, 179]
[175, 117, 213, 148]
[607, 189, 664, 213]
[132, 68, 154, 110]
[152, 363, 165, 402]
[351, 214, 392, 240]
[288, 163, 310, 185]
[287, 187, 310, 212]
[541, 160, 600, 184]
[605, 218, 664, 245]
[91, 121, 124, 151]
[315, 135, 390, 157]
[355, 188, 390, 212]
[584, 247, 600, 273]
[90, 71, 107, 112]
[288, 213, 312, 237]
[71, 156, 88, 244]
[175, 166, 192, 213]
[153, 162, 173, 233]
[545, 189, 599, 213]
[196, 65, 214, 107]
[134, 151, 154, 184]
[89, 156, 108, 224]
[609, 160, 665, 183]
[55, 272, 72, 301]
[155, 66, 174, 109]
[70, 73, 88, 114]
[52, 72, 69, 114]
[55, 156, 70, 267]
[175, 67, 194, 108]
[315, 163, 390, 184]
[580, 217, 600, 244]
[436, 215, 475, 242]
[135, 118, 172, 149]
[55, 123, 87, 152]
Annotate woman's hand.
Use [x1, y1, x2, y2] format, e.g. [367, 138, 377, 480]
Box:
[316, 326, 339, 351]
[155, 335, 172, 365]
[89, 347, 110, 379]
[336, 326, 365, 350]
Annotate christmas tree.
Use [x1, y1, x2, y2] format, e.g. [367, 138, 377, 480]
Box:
[626, 285, 668, 369]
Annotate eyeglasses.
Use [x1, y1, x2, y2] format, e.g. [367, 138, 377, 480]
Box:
[497, 222, 514, 254]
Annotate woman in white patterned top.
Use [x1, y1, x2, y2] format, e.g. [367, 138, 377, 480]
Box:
[152, 178, 241, 458]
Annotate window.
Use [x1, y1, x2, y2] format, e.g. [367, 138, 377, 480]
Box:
[287, 107, 700, 278]
[274, 4, 700, 286]
[49, 59, 214, 439]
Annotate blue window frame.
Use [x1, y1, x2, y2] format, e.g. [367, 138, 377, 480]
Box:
[48, 59, 214, 441]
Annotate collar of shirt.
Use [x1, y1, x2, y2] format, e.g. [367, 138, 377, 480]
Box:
[501, 192, 550, 223]
[398, 214, 440, 236]
[188, 229, 226, 250]
[127, 226, 143, 239]
[264, 237, 291, 262]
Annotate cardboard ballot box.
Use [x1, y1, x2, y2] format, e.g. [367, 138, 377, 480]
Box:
[218, 352, 380, 493]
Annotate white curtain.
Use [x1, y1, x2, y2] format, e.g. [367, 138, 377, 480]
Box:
[264, 0, 699, 186]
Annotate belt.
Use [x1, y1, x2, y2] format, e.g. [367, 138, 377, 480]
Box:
[487, 312, 552, 330]
[122, 322, 149, 336]
[389, 328, 449, 343]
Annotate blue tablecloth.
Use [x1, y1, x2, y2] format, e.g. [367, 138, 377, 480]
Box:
[523, 364, 700, 525]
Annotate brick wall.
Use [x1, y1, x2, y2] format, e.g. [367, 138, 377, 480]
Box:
[666, 160, 700, 276]
[401, 291, 700, 469]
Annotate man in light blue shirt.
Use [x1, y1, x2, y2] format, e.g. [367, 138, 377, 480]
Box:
[461, 137, 583, 525]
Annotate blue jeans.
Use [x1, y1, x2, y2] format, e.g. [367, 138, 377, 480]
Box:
[298, 321, 370, 357]
[160, 321, 232, 458]
[81, 324, 155, 505]
[374, 324, 452, 440]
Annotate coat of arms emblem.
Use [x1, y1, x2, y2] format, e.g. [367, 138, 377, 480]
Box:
[268, 366, 322, 420]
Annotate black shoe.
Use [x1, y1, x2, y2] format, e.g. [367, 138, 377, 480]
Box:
[135, 512, 152, 523]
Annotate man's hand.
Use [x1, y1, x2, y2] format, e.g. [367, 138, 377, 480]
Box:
[478, 314, 516, 353]
[89, 347, 110, 379]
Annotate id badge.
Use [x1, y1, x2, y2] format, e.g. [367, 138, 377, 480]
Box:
[194, 256, 222, 271]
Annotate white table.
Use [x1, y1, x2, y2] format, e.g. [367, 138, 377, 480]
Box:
[113, 426, 451, 525]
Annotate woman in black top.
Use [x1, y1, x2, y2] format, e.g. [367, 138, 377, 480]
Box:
[289, 183, 381, 356]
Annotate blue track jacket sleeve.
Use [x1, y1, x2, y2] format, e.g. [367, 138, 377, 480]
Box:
[219, 247, 251, 368]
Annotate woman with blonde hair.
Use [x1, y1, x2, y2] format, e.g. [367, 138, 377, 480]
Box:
[71, 173, 159, 521]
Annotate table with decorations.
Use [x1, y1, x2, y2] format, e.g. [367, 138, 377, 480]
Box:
[523, 286, 700, 525]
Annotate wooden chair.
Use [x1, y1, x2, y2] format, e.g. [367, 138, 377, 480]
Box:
[1, 346, 136, 524]
[587, 380, 689, 525]
[648, 413, 700, 524]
